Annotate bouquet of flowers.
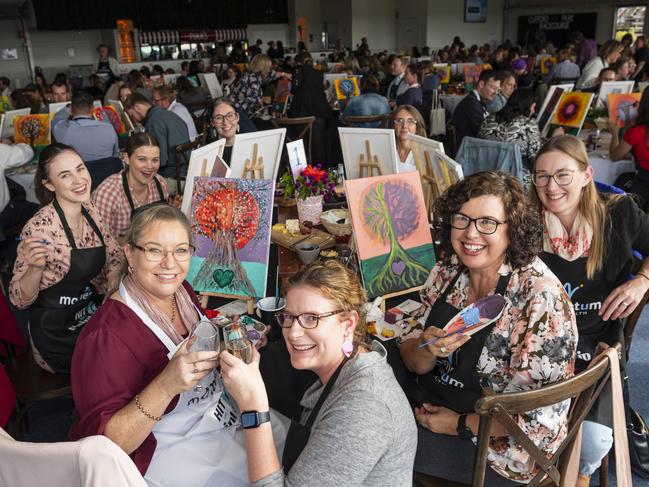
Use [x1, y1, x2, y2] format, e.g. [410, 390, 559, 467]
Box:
[279, 164, 338, 201]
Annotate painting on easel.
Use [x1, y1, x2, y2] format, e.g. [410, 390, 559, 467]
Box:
[229, 128, 286, 182]
[346, 171, 436, 299]
[13, 114, 51, 148]
[187, 177, 274, 298]
[180, 138, 227, 217]
[338, 127, 398, 180]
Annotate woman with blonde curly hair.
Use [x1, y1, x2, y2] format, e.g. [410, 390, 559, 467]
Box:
[220, 260, 417, 486]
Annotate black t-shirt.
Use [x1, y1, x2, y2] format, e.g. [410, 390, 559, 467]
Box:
[635, 46, 649, 64]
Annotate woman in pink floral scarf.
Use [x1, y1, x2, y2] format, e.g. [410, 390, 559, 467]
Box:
[401, 171, 577, 485]
[532, 135, 649, 487]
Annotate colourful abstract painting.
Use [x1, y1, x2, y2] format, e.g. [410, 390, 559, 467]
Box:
[540, 56, 557, 75]
[92, 106, 126, 135]
[346, 171, 436, 298]
[433, 64, 451, 84]
[548, 91, 594, 136]
[608, 92, 641, 128]
[187, 177, 274, 298]
[334, 77, 360, 101]
[13, 114, 51, 147]
[463, 64, 483, 87]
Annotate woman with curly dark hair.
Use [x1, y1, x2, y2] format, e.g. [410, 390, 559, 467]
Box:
[532, 135, 649, 486]
[400, 171, 577, 485]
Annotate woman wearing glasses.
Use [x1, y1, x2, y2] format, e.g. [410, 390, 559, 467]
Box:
[391, 105, 426, 173]
[400, 171, 577, 485]
[70, 204, 288, 486]
[532, 136, 649, 487]
[219, 260, 417, 486]
[9, 144, 121, 374]
[209, 98, 255, 165]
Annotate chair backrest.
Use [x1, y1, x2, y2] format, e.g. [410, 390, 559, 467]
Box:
[344, 114, 389, 128]
[173, 138, 203, 190]
[0, 429, 147, 487]
[446, 124, 458, 158]
[471, 345, 616, 487]
[85, 157, 124, 191]
[455, 137, 525, 181]
[273, 116, 316, 162]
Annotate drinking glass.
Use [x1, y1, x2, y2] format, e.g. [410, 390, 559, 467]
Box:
[223, 322, 253, 364]
[188, 320, 220, 391]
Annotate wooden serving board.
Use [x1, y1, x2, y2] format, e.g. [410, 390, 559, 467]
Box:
[271, 227, 336, 251]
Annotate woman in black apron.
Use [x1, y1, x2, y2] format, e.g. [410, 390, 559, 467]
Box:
[220, 260, 417, 486]
[532, 136, 649, 486]
[9, 144, 121, 374]
[92, 133, 171, 241]
[400, 172, 577, 485]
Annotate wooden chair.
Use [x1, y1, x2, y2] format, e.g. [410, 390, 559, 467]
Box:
[415, 345, 617, 487]
[343, 114, 389, 128]
[272, 116, 316, 162]
[2, 341, 71, 438]
[174, 138, 202, 193]
[446, 124, 458, 158]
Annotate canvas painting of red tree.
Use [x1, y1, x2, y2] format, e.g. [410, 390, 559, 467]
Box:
[187, 177, 274, 298]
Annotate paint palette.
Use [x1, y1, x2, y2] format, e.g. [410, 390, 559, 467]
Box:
[443, 294, 507, 336]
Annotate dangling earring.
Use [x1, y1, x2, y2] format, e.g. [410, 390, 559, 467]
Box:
[342, 335, 354, 358]
[128, 265, 134, 274]
[236, 123, 240, 133]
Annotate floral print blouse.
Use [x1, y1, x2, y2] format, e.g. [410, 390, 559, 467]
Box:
[410, 255, 577, 482]
[229, 70, 278, 115]
[9, 201, 122, 308]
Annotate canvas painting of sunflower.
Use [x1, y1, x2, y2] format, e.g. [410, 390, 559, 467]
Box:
[548, 91, 594, 136]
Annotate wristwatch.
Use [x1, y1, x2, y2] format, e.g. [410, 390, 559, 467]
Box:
[456, 413, 474, 440]
[241, 410, 271, 429]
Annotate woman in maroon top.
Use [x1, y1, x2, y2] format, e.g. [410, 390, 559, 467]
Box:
[609, 87, 649, 207]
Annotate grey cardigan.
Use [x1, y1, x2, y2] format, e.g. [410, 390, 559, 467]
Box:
[255, 341, 417, 487]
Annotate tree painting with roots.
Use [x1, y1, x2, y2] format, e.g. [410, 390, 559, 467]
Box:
[348, 172, 436, 298]
[14, 114, 51, 147]
[189, 177, 274, 298]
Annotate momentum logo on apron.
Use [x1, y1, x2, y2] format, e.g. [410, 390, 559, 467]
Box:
[564, 281, 602, 316]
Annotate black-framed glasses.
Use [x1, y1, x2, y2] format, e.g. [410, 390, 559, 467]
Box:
[275, 310, 345, 329]
[132, 244, 195, 262]
[212, 112, 238, 124]
[532, 170, 575, 187]
[450, 212, 506, 235]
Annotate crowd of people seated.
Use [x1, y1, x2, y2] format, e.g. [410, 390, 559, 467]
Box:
[2, 29, 649, 487]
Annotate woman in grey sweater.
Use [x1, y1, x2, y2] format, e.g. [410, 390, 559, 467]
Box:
[220, 260, 417, 486]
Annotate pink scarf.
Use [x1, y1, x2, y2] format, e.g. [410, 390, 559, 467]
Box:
[542, 209, 593, 261]
[122, 274, 199, 345]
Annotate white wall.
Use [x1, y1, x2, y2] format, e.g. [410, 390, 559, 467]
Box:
[427, 0, 504, 49]
[292, 0, 323, 52]
[247, 23, 290, 48]
[321, 0, 352, 49]
[0, 19, 32, 88]
[351, 0, 396, 52]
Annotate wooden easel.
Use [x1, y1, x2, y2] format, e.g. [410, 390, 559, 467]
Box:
[359, 139, 382, 178]
[242, 143, 265, 179]
[197, 158, 256, 315]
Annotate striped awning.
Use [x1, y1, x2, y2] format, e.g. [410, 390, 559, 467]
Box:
[139, 29, 247, 45]
[138, 30, 179, 44]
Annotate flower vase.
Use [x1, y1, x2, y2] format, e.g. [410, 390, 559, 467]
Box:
[296, 195, 324, 225]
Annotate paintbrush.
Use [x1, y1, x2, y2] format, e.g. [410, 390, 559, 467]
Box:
[15, 237, 52, 245]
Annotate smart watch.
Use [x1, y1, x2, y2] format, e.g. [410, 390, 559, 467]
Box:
[241, 410, 271, 429]
[456, 413, 474, 440]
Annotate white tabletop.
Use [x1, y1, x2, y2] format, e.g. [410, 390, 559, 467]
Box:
[581, 129, 636, 186]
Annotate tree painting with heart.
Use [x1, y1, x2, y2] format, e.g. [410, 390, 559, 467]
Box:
[189, 177, 274, 298]
[346, 172, 436, 298]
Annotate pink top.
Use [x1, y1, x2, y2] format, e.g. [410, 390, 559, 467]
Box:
[9, 201, 122, 309]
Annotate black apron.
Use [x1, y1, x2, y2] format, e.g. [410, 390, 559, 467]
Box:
[282, 356, 349, 474]
[121, 171, 165, 217]
[96, 60, 114, 84]
[411, 271, 512, 413]
[540, 252, 625, 427]
[29, 200, 106, 374]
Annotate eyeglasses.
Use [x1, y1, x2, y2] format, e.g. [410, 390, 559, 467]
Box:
[532, 170, 575, 187]
[275, 310, 345, 329]
[212, 112, 238, 124]
[132, 244, 195, 262]
[394, 118, 417, 126]
[450, 213, 506, 235]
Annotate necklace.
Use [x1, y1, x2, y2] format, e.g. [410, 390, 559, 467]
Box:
[170, 294, 177, 324]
